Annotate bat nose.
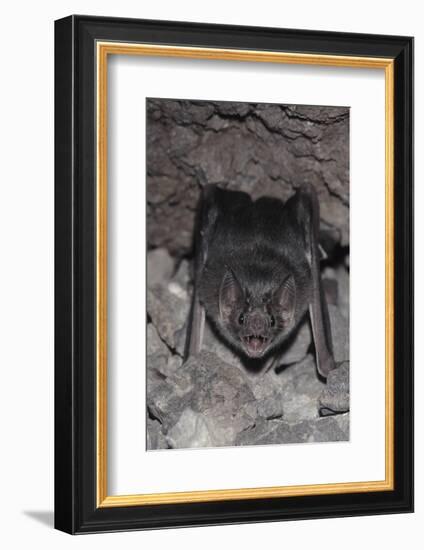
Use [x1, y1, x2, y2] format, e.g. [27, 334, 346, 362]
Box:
[248, 312, 267, 333]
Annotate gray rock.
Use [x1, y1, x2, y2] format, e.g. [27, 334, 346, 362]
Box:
[236, 413, 349, 446]
[201, 318, 314, 422]
[248, 371, 285, 420]
[147, 418, 168, 450]
[277, 318, 312, 365]
[147, 344, 350, 448]
[328, 304, 349, 362]
[147, 248, 175, 288]
[214, 101, 252, 118]
[166, 408, 216, 449]
[147, 351, 257, 449]
[166, 354, 183, 375]
[146, 243, 350, 449]
[147, 323, 171, 376]
[147, 283, 190, 354]
[172, 259, 192, 289]
[174, 327, 189, 358]
[146, 367, 192, 431]
[273, 356, 325, 421]
[323, 265, 349, 321]
[335, 265, 350, 321]
[256, 394, 285, 421]
[146, 323, 182, 377]
[319, 361, 350, 416]
[202, 320, 245, 370]
[146, 99, 350, 256]
[244, 355, 326, 424]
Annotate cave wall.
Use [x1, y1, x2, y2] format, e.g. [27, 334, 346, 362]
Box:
[146, 98, 349, 256]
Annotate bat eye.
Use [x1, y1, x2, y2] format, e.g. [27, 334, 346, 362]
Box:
[238, 313, 245, 325]
[270, 315, 275, 327]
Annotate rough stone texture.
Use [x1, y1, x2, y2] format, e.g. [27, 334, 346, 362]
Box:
[324, 265, 350, 325]
[146, 320, 350, 448]
[148, 351, 258, 447]
[147, 283, 190, 355]
[146, 249, 350, 448]
[277, 318, 312, 365]
[147, 248, 175, 289]
[172, 259, 192, 290]
[146, 324, 171, 376]
[147, 418, 168, 450]
[202, 321, 246, 371]
[146, 99, 350, 450]
[236, 413, 349, 446]
[272, 356, 326, 422]
[147, 99, 349, 256]
[328, 304, 349, 362]
[319, 361, 350, 416]
[166, 409, 215, 449]
[146, 323, 182, 379]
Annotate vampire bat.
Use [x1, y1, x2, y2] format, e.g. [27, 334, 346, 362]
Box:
[185, 184, 336, 378]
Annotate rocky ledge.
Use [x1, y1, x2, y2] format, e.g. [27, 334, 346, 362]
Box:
[146, 248, 350, 450]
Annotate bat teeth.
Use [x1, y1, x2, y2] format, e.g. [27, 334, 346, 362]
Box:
[242, 333, 270, 357]
[245, 335, 268, 343]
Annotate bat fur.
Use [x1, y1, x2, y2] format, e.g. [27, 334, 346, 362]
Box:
[186, 184, 335, 378]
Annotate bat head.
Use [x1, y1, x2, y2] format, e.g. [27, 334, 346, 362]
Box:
[218, 267, 297, 359]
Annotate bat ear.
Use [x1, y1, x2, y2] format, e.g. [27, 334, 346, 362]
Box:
[274, 275, 296, 323]
[219, 268, 244, 320]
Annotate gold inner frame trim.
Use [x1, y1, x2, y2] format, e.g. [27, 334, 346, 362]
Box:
[96, 42, 395, 508]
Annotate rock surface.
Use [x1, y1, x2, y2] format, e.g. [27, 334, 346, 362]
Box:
[236, 414, 349, 446]
[147, 283, 190, 354]
[146, 418, 168, 450]
[147, 248, 175, 289]
[328, 305, 349, 362]
[146, 251, 350, 449]
[147, 99, 349, 257]
[148, 351, 258, 447]
[147, 308, 350, 449]
[319, 361, 350, 416]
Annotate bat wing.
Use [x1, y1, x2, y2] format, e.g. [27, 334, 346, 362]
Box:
[287, 185, 336, 378]
[185, 185, 219, 359]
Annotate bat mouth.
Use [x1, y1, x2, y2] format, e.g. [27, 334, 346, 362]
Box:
[242, 334, 269, 357]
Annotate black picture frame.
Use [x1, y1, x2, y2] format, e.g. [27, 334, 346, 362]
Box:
[55, 14, 414, 534]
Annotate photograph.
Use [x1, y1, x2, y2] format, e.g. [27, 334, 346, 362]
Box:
[52, 14, 413, 534]
[0, 0, 418, 543]
[146, 98, 350, 450]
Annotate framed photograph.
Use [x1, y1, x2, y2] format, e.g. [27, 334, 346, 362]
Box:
[54, 15, 413, 534]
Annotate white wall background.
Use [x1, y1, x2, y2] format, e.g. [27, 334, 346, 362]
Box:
[0, 0, 419, 547]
